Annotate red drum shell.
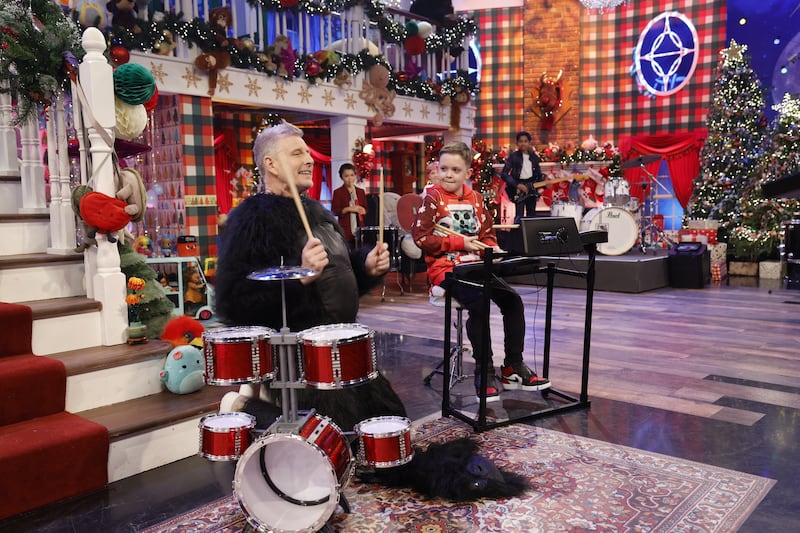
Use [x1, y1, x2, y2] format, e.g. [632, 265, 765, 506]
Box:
[203, 326, 275, 385]
[198, 412, 256, 461]
[297, 324, 378, 389]
[355, 416, 413, 468]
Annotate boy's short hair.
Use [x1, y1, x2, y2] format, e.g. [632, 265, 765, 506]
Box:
[439, 141, 474, 166]
[338, 163, 357, 177]
[516, 131, 532, 142]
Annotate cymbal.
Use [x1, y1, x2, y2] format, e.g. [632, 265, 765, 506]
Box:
[621, 154, 661, 169]
[247, 266, 317, 281]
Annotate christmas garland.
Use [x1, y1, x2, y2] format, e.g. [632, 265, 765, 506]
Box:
[0, 0, 83, 124]
[104, 4, 477, 101]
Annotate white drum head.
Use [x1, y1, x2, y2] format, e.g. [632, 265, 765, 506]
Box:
[357, 416, 409, 437]
[204, 325, 273, 342]
[233, 434, 339, 533]
[201, 412, 254, 430]
[299, 324, 371, 343]
[582, 207, 638, 255]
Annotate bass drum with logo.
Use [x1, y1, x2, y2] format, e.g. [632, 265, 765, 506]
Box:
[581, 206, 639, 256]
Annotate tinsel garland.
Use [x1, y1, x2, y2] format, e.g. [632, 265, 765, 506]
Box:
[0, 0, 83, 124]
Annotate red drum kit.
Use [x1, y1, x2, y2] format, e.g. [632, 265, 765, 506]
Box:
[197, 264, 411, 532]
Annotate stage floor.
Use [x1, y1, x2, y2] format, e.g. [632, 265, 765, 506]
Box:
[506, 248, 669, 293]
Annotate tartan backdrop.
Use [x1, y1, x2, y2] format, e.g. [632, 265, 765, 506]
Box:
[180, 95, 218, 257]
[579, 0, 727, 145]
[471, 7, 525, 152]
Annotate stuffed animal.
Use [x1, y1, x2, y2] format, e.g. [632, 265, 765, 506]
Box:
[160, 344, 205, 394]
[106, 0, 141, 33]
[161, 315, 205, 347]
[359, 64, 396, 126]
[72, 185, 99, 252]
[79, 191, 132, 244]
[116, 167, 147, 222]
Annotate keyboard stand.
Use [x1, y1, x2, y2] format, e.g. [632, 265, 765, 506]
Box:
[440, 241, 601, 432]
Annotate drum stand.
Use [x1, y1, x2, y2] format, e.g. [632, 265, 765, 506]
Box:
[634, 164, 674, 253]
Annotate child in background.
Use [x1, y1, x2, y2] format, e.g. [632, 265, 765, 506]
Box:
[412, 141, 550, 402]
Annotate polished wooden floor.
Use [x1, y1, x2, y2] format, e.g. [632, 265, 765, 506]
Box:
[2, 273, 798, 532]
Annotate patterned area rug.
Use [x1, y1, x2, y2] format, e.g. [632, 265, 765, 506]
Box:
[145, 417, 774, 532]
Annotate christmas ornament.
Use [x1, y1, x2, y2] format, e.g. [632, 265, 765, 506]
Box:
[114, 97, 148, 141]
[113, 63, 156, 105]
[404, 35, 425, 56]
[143, 86, 159, 113]
[110, 45, 131, 66]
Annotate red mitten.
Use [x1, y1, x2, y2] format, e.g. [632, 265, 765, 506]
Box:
[79, 191, 132, 234]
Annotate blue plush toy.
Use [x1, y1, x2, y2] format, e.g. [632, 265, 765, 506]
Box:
[160, 344, 205, 394]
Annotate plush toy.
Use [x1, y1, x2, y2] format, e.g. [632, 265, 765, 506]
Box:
[134, 235, 153, 257]
[359, 64, 396, 126]
[161, 315, 205, 347]
[79, 191, 132, 244]
[115, 167, 147, 222]
[160, 345, 205, 394]
[106, 0, 141, 33]
[72, 185, 99, 252]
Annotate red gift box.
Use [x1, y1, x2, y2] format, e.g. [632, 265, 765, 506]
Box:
[679, 228, 718, 244]
[711, 261, 727, 282]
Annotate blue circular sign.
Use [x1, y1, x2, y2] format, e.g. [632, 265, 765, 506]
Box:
[634, 12, 699, 97]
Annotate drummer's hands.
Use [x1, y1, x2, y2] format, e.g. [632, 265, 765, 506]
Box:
[464, 235, 483, 252]
[365, 242, 390, 277]
[300, 237, 328, 285]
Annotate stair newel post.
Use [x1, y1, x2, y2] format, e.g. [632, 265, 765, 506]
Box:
[18, 114, 47, 213]
[80, 27, 127, 346]
[0, 80, 18, 178]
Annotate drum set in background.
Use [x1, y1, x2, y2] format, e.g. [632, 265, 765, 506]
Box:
[196, 265, 412, 533]
[549, 154, 671, 255]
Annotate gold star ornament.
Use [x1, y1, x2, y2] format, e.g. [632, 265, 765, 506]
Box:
[721, 39, 747, 63]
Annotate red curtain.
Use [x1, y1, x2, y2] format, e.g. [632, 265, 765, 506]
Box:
[305, 134, 332, 201]
[214, 130, 238, 214]
[619, 130, 706, 208]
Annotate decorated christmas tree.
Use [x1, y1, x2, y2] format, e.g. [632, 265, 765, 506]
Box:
[685, 40, 767, 243]
[728, 93, 800, 260]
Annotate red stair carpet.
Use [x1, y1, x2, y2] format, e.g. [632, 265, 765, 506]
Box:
[0, 302, 109, 520]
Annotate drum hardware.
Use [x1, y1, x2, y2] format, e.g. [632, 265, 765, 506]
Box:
[358, 225, 404, 301]
[622, 155, 674, 253]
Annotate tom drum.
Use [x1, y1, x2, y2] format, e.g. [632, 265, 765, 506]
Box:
[355, 416, 413, 468]
[603, 178, 631, 207]
[550, 201, 583, 229]
[203, 326, 276, 385]
[198, 412, 256, 461]
[297, 323, 378, 389]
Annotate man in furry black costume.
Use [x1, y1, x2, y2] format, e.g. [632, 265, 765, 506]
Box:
[214, 121, 406, 432]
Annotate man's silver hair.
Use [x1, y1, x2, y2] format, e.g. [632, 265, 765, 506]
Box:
[252, 120, 304, 181]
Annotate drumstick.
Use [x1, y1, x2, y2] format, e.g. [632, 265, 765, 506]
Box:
[378, 167, 384, 245]
[434, 223, 489, 250]
[277, 155, 314, 241]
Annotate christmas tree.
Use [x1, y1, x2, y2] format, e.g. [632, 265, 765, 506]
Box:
[119, 239, 176, 338]
[729, 93, 800, 260]
[685, 40, 767, 243]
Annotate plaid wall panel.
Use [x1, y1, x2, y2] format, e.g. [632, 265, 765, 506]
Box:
[180, 95, 218, 257]
[580, 0, 727, 145]
[471, 7, 525, 152]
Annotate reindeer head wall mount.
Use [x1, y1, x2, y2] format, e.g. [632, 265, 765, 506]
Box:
[532, 70, 569, 131]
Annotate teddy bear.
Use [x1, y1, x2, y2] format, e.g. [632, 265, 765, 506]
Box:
[115, 167, 147, 223]
[106, 0, 142, 33]
[359, 64, 396, 126]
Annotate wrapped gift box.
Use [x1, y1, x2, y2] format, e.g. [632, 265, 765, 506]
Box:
[708, 243, 727, 264]
[711, 261, 727, 282]
[758, 260, 782, 279]
[687, 219, 720, 230]
[679, 228, 718, 244]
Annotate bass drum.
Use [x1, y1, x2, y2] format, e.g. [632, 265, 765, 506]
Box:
[581, 207, 639, 256]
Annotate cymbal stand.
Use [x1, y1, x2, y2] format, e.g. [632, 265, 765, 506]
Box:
[636, 164, 674, 253]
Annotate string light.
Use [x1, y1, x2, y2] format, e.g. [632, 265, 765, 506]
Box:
[580, 0, 627, 13]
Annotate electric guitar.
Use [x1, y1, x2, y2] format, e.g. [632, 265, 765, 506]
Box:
[512, 174, 590, 203]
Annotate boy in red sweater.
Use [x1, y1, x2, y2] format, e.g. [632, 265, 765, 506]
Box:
[412, 142, 549, 401]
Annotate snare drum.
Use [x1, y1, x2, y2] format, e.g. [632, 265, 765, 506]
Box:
[198, 412, 256, 461]
[603, 177, 631, 207]
[233, 413, 353, 533]
[355, 416, 413, 468]
[581, 206, 639, 256]
[297, 323, 378, 389]
[550, 201, 583, 229]
[203, 326, 276, 385]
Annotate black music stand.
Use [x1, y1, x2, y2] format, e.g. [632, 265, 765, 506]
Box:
[439, 229, 605, 432]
